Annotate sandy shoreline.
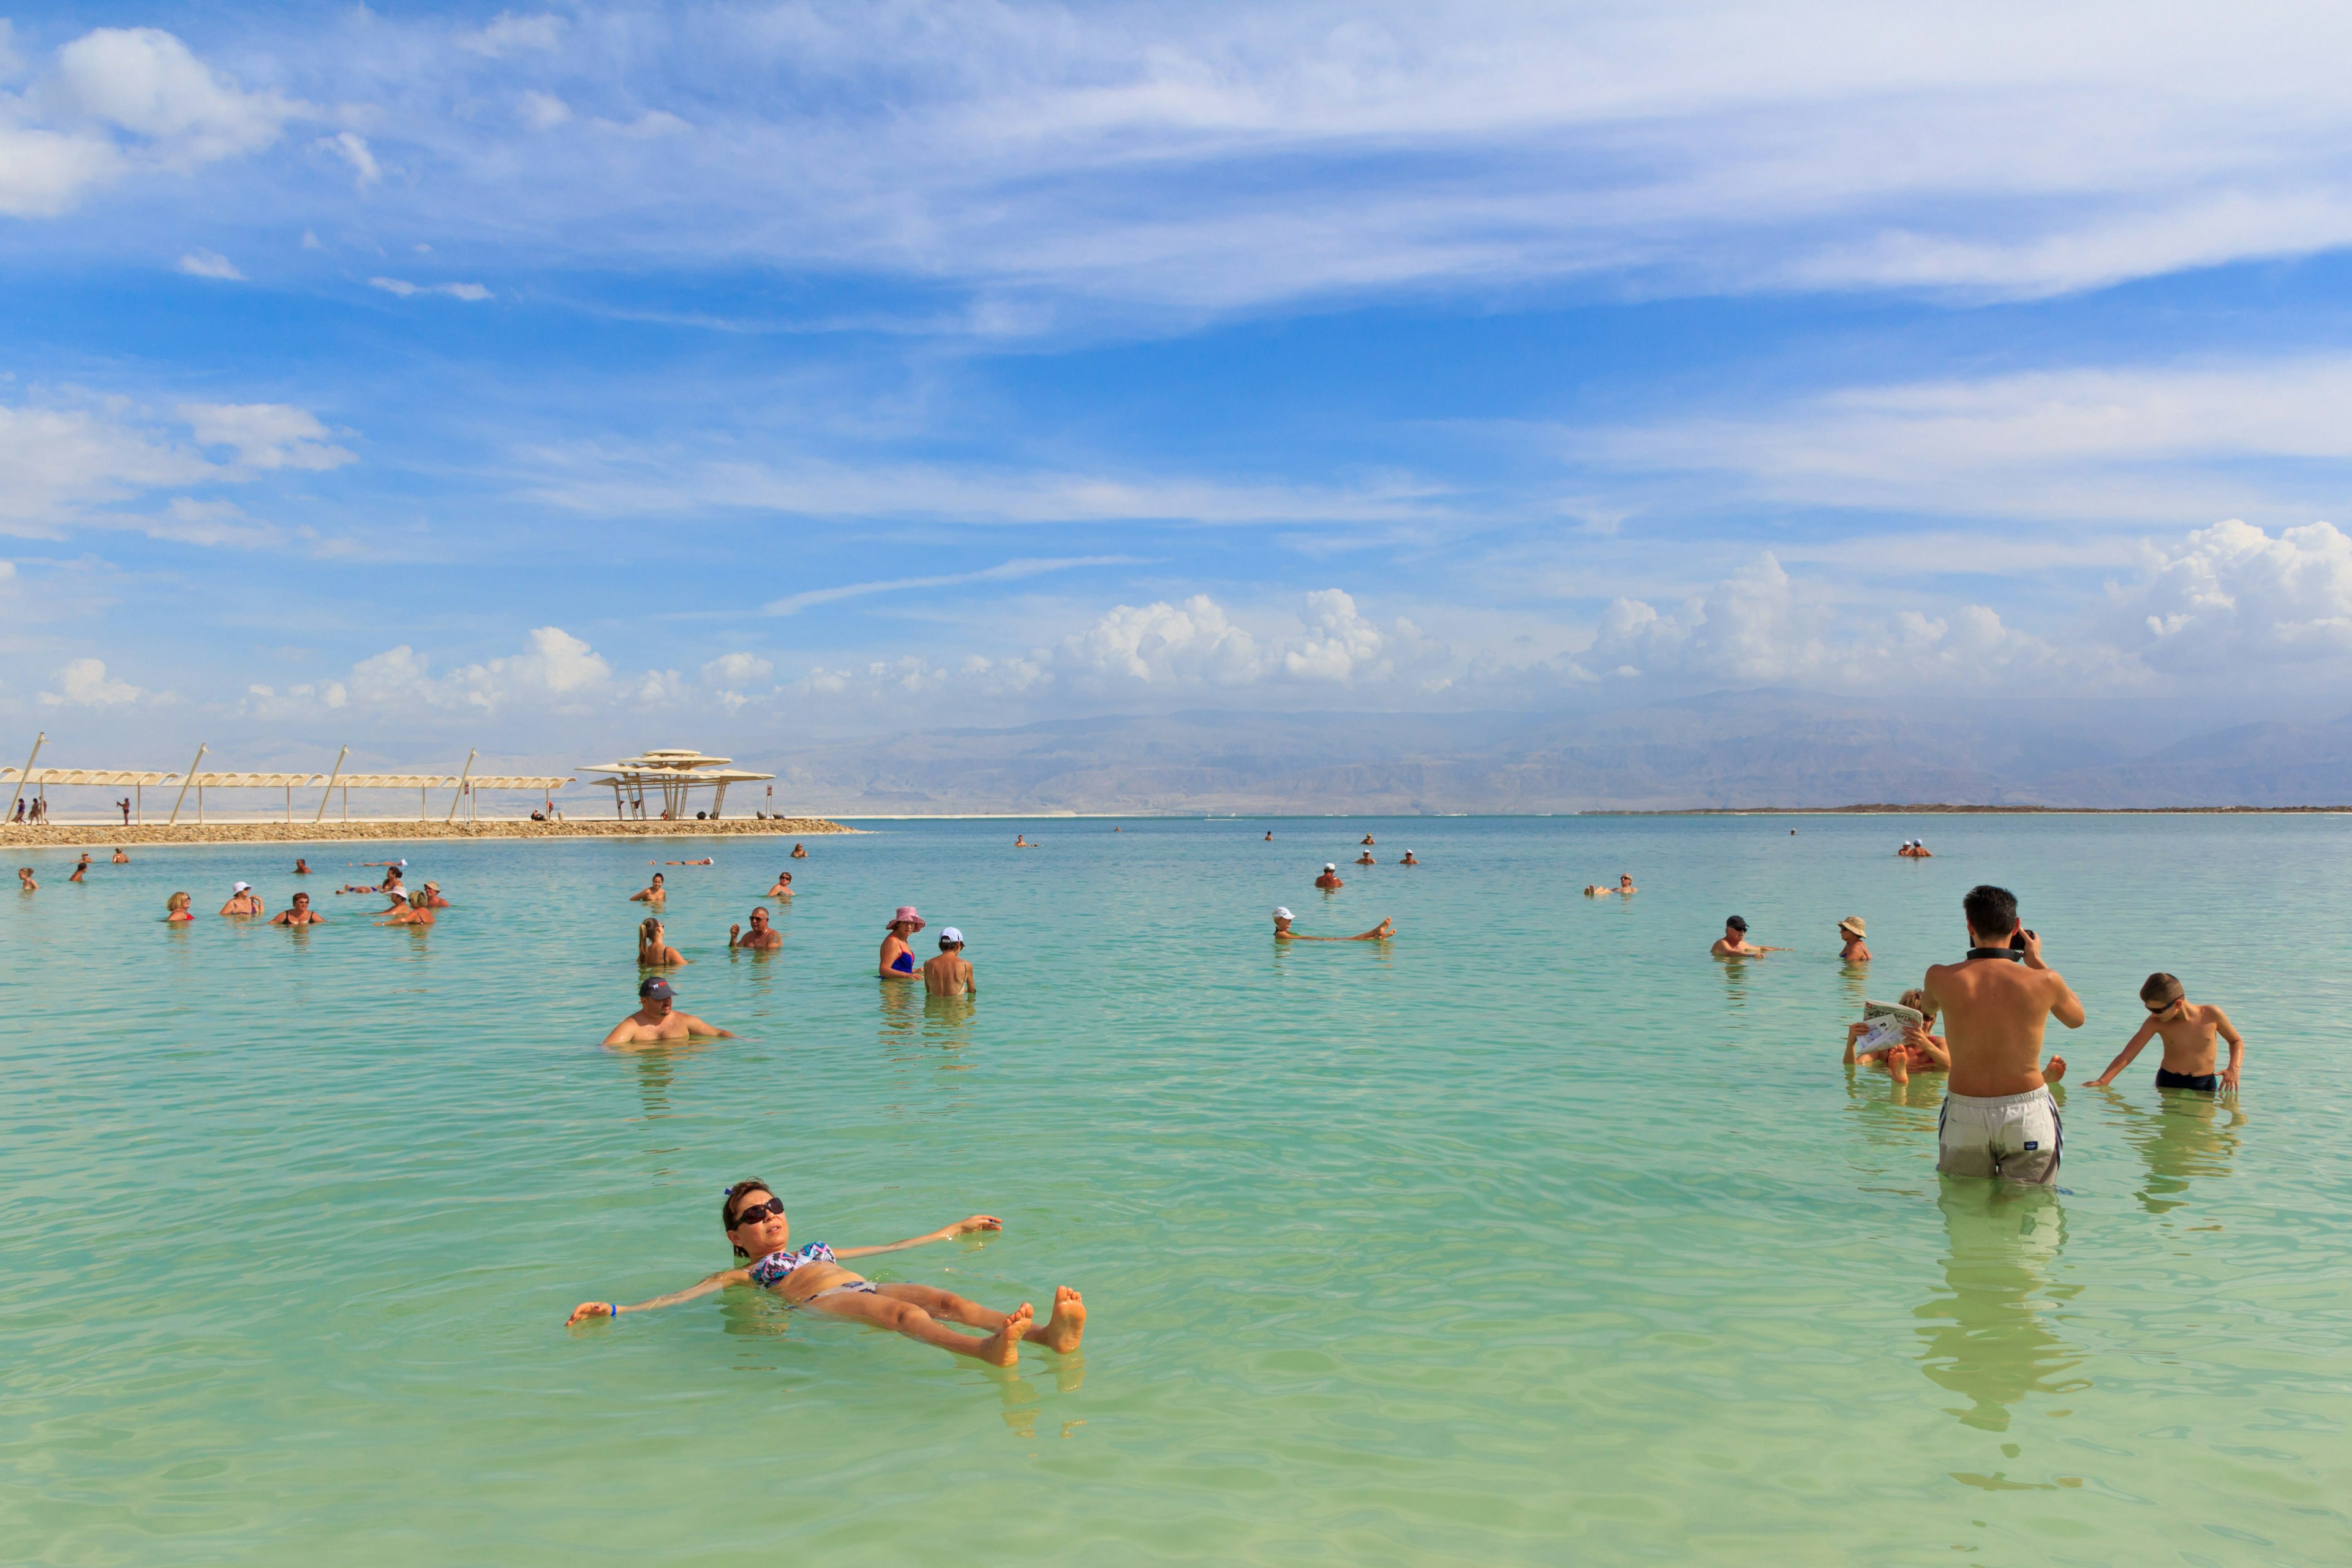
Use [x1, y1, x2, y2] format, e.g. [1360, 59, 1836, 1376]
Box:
[0, 817, 853, 851]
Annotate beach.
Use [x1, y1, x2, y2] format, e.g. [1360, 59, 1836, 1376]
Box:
[0, 816, 851, 851]
[3, 812, 2345, 1564]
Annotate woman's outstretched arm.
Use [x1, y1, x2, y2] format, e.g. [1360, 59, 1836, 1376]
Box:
[567, 1267, 750, 1325]
[836, 1215, 1002, 1259]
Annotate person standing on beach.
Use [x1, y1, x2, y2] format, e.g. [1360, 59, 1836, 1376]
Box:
[1273, 907, 1393, 941]
[880, 908, 924, 978]
[1838, 917, 1871, 962]
[271, 892, 325, 926]
[631, 873, 666, 905]
[2084, 974, 2244, 1093]
[117, 797, 131, 824]
[1315, 864, 1344, 889]
[602, 976, 736, 1045]
[923, 928, 976, 996]
[1920, 885, 2081, 1185]
[1712, 917, 1786, 957]
[69, 854, 91, 883]
[221, 883, 265, 917]
[729, 908, 782, 951]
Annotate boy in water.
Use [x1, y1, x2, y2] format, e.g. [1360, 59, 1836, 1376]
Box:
[923, 928, 976, 996]
[564, 1180, 1083, 1367]
[2084, 973, 2244, 1093]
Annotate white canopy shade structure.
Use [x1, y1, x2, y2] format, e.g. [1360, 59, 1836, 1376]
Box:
[576, 748, 774, 821]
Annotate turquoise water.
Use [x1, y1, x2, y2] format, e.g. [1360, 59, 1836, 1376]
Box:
[3, 815, 2348, 1564]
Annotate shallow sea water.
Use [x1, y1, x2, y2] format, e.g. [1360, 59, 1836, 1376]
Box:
[2, 814, 2348, 1565]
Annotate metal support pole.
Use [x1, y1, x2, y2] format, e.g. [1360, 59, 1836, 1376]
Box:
[6, 732, 42, 824]
[445, 749, 477, 825]
[136, 783, 143, 823]
[285, 783, 292, 823]
[167, 744, 207, 826]
[315, 746, 349, 824]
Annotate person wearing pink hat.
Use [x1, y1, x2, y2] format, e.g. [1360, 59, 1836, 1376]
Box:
[879, 907, 925, 979]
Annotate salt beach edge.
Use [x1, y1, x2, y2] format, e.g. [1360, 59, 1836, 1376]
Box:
[0, 817, 856, 850]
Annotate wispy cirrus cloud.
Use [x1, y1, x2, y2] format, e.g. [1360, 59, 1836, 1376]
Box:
[763, 556, 1145, 616]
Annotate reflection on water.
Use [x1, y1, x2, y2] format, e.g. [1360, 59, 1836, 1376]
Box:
[921, 993, 976, 1065]
[2103, 1086, 2246, 1216]
[611, 1039, 712, 1121]
[1916, 1183, 2087, 1432]
[876, 978, 922, 1054]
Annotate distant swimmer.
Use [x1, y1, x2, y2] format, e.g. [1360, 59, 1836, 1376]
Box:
[1272, 907, 1393, 941]
[1617, 873, 1636, 894]
[1584, 883, 1615, 897]
[1264, 831, 1273, 842]
[69, 854, 91, 883]
[654, 858, 716, 867]
[1014, 835, 1035, 848]
[293, 858, 311, 875]
[2084, 973, 2244, 1093]
[1361, 834, 1376, 846]
[359, 859, 408, 870]
[1898, 839, 1933, 858]
[1711, 916, 1787, 957]
[420, 881, 450, 908]
[639, 916, 688, 967]
[1400, 851, 1419, 865]
[111, 848, 129, 863]
[1844, 989, 1948, 1084]
[601, 976, 736, 1046]
[379, 891, 435, 927]
[1838, 916, 1871, 963]
[221, 882, 265, 918]
[17, 866, 35, 892]
[1355, 851, 1376, 865]
[1315, 864, 1344, 890]
[165, 892, 194, 922]
[271, 892, 325, 926]
[923, 927, 976, 996]
[564, 1181, 1080, 1366]
[1920, 885, 2082, 1185]
[790, 843, 808, 859]
[729, 907, 782, 952]
[630, 873, 667, 905]
[880, 907, 924, 978]
[766, 870, 796, 898]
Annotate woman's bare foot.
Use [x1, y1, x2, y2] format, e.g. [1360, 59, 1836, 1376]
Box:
[982, 1303, 1032, 1366]
[1030, 1286, 1085, 1352]
[1888, 1055, 1909, 1085]
[2043, 1055, 2067, 1084]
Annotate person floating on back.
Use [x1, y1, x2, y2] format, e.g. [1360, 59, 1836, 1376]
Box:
[1272, 907, 1392, 941]
[1919, 884, 2080, 1185]
[2084, 973, 2244, 1094]
[924, 928, 976, 996]
[564, 1181, 1082, 1366]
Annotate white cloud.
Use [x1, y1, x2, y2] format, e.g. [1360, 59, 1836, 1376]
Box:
[176, 248, 244, 279]
[318, 129, 379, 187]
[521, 91, 571, 130]
[39, 657, 143, 706]
[0, 28, 298, 216]
[463, 13, 564, 58]
[701, 652, 774, 686]
[763, 556, 1139, 616]
[369, 276, 492, 301]
[2122, 519, 2352, 674]
[179, 402, 355, 471]
[345, 627, 620, 714]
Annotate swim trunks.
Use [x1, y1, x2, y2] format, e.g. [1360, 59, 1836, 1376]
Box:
[1937, 1087, 2061, 1185]
[2155, 1068, 2222, 1093]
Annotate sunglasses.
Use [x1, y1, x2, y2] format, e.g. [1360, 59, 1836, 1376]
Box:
[728, 1197, 783, 1228]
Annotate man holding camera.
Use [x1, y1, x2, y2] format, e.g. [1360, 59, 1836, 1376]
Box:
[1920, 884, 2082, 1185]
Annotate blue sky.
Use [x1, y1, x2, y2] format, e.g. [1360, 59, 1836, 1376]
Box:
[7, 3, 2352, 772]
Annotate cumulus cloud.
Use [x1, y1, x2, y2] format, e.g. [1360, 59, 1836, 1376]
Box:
[0, 28, 299, 216]
[369, 276, 492, 301]
[2122, 519, 2352, 673]
[341, 627, 636, 714]
[39, 657, 143, 706]
[176, 248, 243, 280]
[179, 402, 355, 470]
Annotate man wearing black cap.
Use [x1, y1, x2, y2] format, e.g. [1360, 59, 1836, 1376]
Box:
[1711, 916, 1787, 957]
[601, 976, 737, 1046]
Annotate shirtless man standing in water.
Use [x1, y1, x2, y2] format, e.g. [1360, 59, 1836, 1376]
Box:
[923, 928, 976, 996]
[1920, 884, 2080, 1185]
[603, 977, 736, 1046]
[728, 907, 782, 951]
[2084, 973, 2244, 1093]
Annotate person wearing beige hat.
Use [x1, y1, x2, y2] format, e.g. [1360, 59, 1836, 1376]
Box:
[2084, 973, 2245, 1093]
[1837, 916, 1871, 963]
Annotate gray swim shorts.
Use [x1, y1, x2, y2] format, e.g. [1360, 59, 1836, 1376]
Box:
[1937, 1087, 2062, 1185]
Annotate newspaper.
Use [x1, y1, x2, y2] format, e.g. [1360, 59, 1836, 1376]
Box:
[1855, 999, 1924, 1054]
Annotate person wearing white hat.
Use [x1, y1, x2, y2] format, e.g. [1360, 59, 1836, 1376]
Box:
[923, 927, 976, 997]
[1273, 907, 1394, 941]
[1314, 863, 1345, 890]
[219, 881, 266, 918]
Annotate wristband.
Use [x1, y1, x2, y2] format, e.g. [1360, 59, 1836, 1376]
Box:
[608, 1303, 619, 1316]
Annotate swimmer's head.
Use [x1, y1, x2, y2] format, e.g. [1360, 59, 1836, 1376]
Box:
[1725, 916, 1747, 933]
[637, 976, 674, 1011]
[167, 891, 190, 911]
[748, 907, 771, 925]
[1272, 906, 1294, 928]
[1962, 884, 2019, 942]
[1898, 988, 1936, 1022]
[721, 1178, 785, 1257]
[938, 927, 963, 950]
[409, 891, 429, 908]
[639, 915, 663, 941]
[2141, 972, 2185, 1012]
[291, 892, 311, 907]
[651, 872, 664, 884]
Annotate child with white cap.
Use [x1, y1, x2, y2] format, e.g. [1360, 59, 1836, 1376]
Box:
[923, 927, 976, 997]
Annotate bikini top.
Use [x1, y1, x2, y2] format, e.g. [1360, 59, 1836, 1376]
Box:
[749, 1243, 834, 1289]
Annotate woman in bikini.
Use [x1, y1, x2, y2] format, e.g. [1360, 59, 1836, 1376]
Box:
[564, 1180, 1086, 1366]
[638, 916, 687, 967]
[765, 870, 794, 899]
[879, 907, 924, 979]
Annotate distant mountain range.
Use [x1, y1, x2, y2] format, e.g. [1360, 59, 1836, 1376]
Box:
[754, 692, 2352, 813]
